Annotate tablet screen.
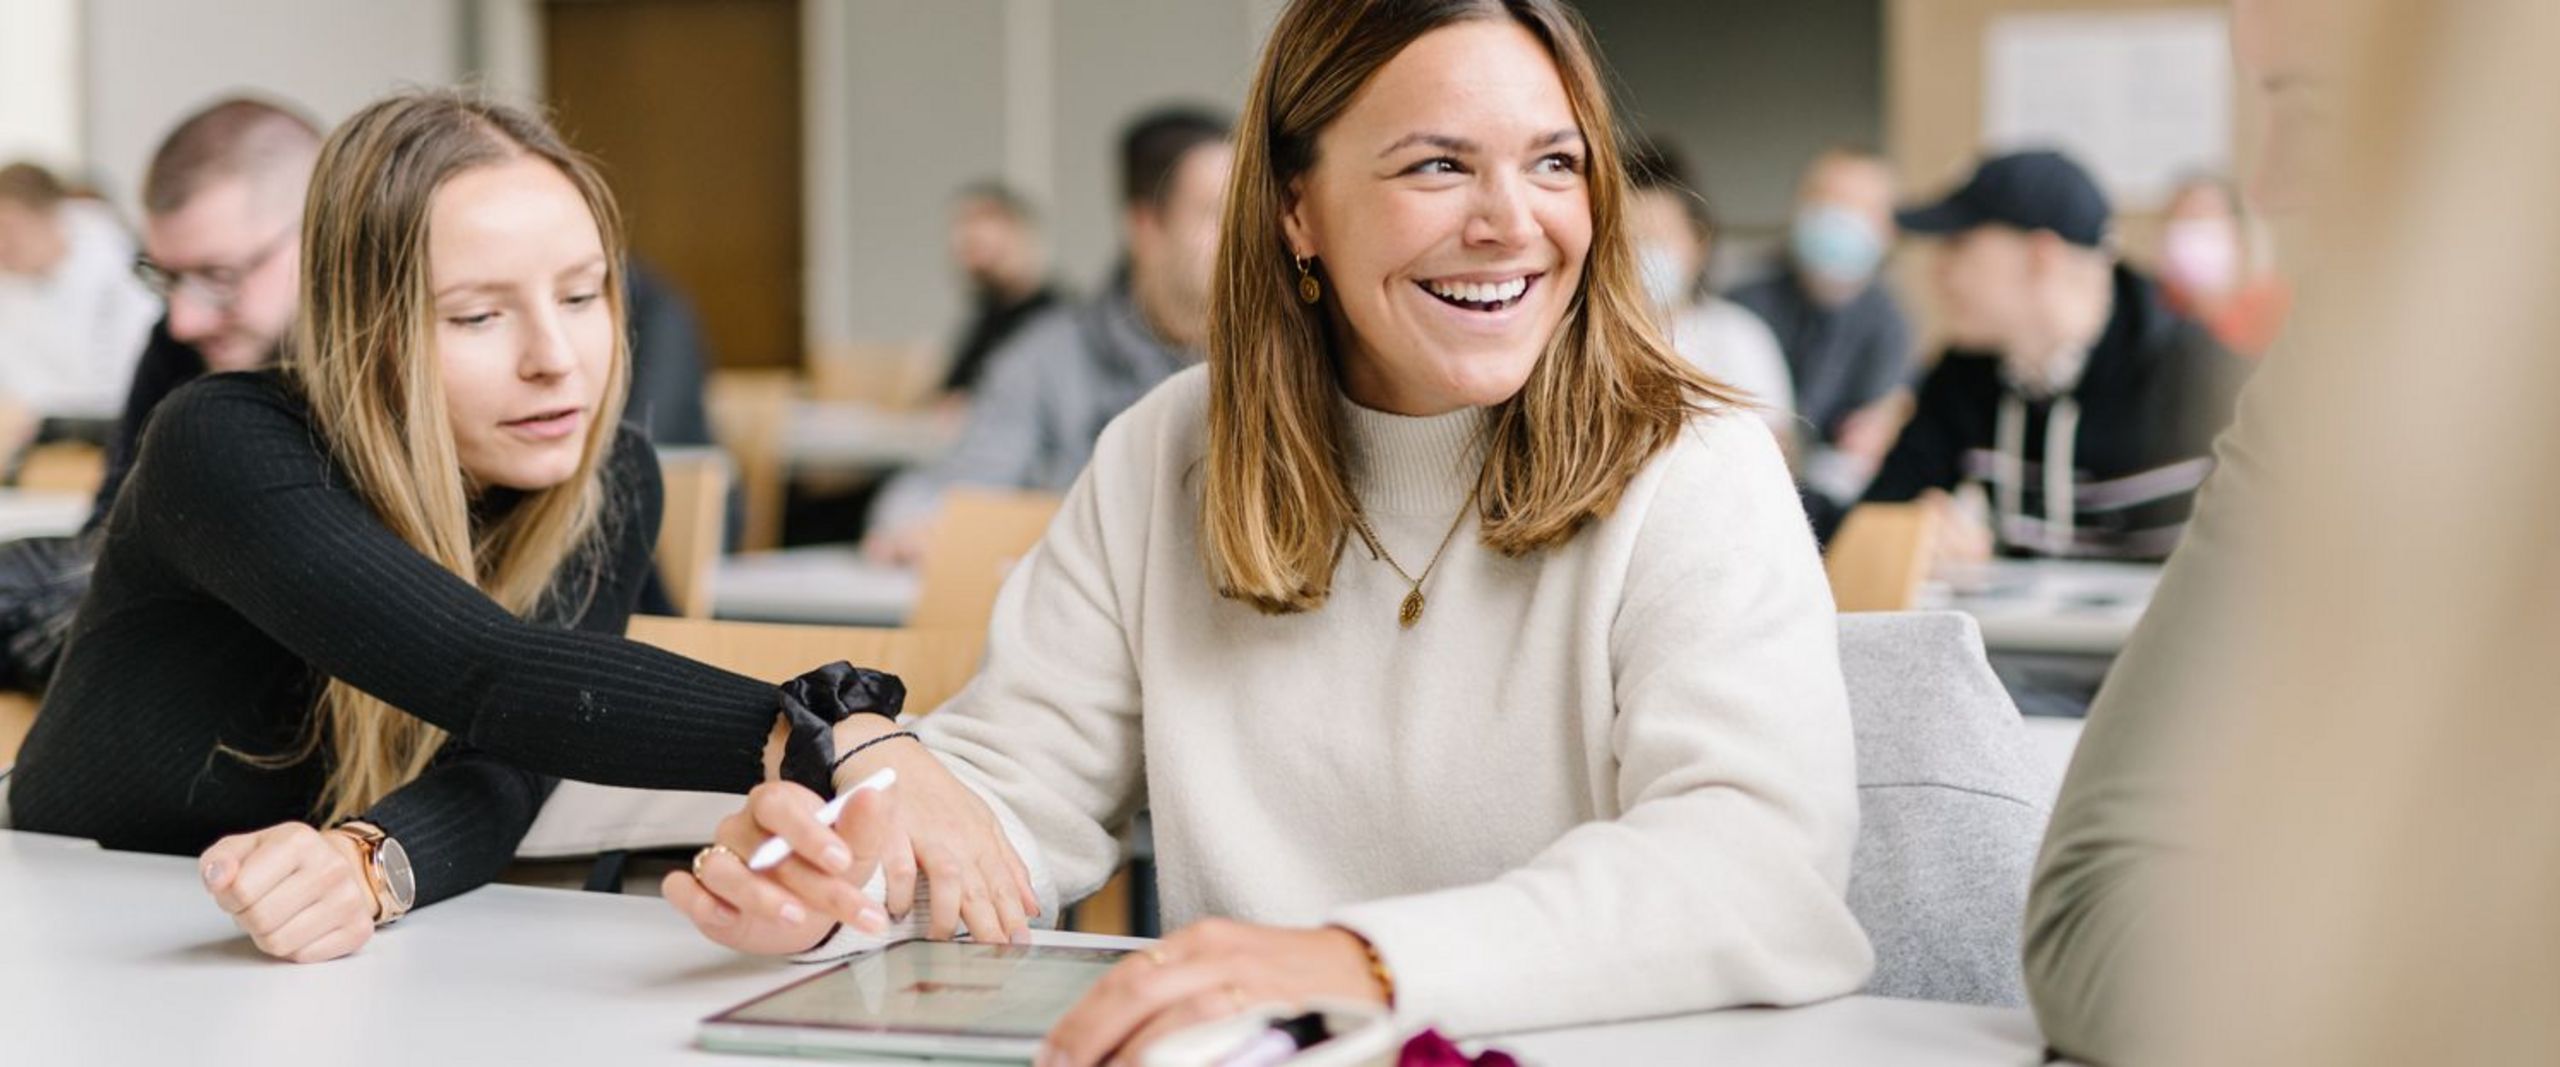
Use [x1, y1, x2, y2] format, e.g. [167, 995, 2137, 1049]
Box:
[707, 940, 1131, 1040]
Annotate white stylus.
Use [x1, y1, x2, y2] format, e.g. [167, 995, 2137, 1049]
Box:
[745, 766, 897, 872]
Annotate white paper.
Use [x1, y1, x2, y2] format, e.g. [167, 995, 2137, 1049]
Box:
[1983, 9, 2233, 211]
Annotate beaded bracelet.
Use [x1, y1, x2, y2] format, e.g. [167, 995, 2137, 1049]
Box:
[1347, 929, 1397, 1008]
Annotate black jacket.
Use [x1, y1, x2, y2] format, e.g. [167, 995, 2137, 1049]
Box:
[1859, 265, 2250, 560]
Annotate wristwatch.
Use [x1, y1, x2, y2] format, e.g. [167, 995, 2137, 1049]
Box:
[334, 821, 416, 926]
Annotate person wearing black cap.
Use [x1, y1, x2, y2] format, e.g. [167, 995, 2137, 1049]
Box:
[1855, 150, 2249, 562]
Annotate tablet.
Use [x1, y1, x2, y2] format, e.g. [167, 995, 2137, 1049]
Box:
[699, 940, 1133, 1062]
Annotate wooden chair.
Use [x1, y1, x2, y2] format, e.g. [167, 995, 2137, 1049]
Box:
[651, 448, 730, 618]
[909, 487, 1063, 631]
[514, 616, 987, 860]
[1825, 502, 1942, 613]
[623, 615, 985, 714]
[0, 691, 37, 768]
[707, 369, 796, 553]
[807, 340, 944, 411]
[15, 442, 106, 496]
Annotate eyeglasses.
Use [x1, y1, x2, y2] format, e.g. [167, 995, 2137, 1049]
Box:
[133, 224, 296, 311]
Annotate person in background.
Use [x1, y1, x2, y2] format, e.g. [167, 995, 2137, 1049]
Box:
[622, 260, 716, 449]
[938, 181, 1063, 398]
[107, 98, 323, 520]
[2153, 174, 2292, 359]
[1623, 136, 1795, 442]
[863, 108, 1233, 566]
[1729, 147, 1914, 487]
[1858, 150, 2249, 563]
[0, 162, 160, 429]
[0, 98, 321, 695]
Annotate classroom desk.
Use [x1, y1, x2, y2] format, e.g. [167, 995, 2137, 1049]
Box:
[1922, 557, 2163, 657]
[784, 400, 960, 473]
[711, 546, 917, 626]
[0, 489, 91, 542]
[0, 830, 2050, 1065]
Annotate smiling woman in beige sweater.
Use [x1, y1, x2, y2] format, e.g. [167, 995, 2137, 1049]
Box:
[670, 1, 1872, 1060]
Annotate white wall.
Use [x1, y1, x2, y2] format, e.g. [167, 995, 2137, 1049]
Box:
[0, 0, 87, 172]
[81, 0, 463, 210]
[820, 0, 1271, 346]
[1579, 0, 1884, 237]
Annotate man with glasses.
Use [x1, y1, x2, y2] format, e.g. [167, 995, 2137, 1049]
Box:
[103, 98, 321, 523]
[0, 97, 318, 694]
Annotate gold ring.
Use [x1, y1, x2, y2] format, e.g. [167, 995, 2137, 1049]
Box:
[691, 843, 739, 880]
[1142, 947, 1172, 967]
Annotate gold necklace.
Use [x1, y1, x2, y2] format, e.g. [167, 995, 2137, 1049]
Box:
[1345, 487, 1479, 629]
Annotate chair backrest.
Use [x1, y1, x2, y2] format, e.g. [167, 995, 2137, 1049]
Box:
[516, 617, 987, 858]
[14, 443, 106, 496]
[652, 448, 730, 618]
[621, 615, 986, 713]
[1826, 502, 1940, 612]
[1836, 610, 2048, 1007]
[908, 488, 1063, 631]
[0, 691, 37, 769]
[807, 340, 944, 410]
[707, 368, 795, 552]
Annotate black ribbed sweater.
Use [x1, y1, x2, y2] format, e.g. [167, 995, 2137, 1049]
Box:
[9, 371, 781, 907]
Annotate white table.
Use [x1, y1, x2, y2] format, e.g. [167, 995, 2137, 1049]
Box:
[0, 489, 90, 542]
[785, 400, 960, 473]
[1923, 558, 2163, 657]
[0, 830, 2048, 1065]
[712, 547, 918, 626]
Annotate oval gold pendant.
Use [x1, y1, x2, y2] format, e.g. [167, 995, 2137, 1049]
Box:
[1398, 589, 1425, 628]
[1298, 273, 1322, 305]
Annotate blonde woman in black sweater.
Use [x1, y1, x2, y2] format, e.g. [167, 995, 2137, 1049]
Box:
[5, 92, 1035, 962]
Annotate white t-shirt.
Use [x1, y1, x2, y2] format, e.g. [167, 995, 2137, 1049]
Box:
[1672, 296, 1798, 442]
[0, 201, 158, 419]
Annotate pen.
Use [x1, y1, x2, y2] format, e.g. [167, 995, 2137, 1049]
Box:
[746, 766, 897, 872]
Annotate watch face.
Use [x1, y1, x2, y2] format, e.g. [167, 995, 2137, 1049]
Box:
[378, 836, 418, 911]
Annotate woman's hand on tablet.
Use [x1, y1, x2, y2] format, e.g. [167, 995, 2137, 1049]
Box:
[198, 822, 377, 964]
[832, 722, 1040, 945]
[664, 779, 896, 955]
[1041, 920, 1388, 1067]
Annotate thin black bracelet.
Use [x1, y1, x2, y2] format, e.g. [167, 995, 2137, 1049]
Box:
[797, 922, 844, 957]
[829, 729, 921, 779]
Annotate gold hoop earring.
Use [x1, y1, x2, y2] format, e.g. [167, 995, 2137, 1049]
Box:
[1295, 255, 1322, 305]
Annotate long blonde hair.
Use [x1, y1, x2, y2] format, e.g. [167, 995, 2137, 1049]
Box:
[275, 90, 631, 824]
[1203, 0, 1741, 613]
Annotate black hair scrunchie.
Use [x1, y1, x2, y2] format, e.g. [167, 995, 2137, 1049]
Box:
[774, 661, 907, 796]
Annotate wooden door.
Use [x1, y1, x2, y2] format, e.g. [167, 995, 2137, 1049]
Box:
[545, 0, 803, 368]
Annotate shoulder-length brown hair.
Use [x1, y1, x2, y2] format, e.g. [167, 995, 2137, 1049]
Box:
[1203, 0, 1741, 614]
[275, 90, 631, 823]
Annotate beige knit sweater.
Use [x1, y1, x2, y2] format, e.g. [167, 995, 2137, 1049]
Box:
[917, 367, 1873, 1035]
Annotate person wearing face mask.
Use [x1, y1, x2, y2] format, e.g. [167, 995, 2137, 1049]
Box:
[2154, 174, 2292, 358]
[0, 162, 160, 428]
[1624, 136, 1795, 441]
[1859, 150, 2250, 562]
[1729, 148, 1915, 459]
[862, 108, 1232, 567]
